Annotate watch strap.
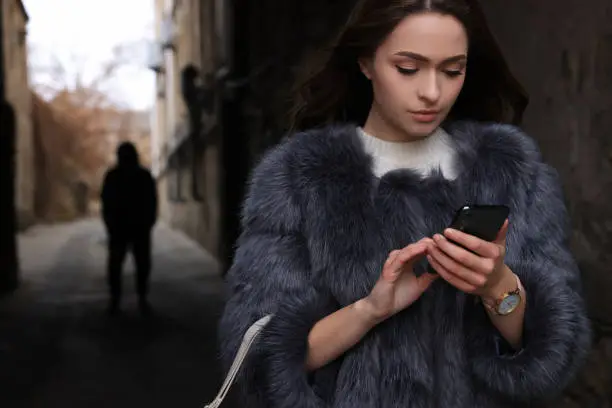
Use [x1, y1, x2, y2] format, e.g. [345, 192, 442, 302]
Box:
[481, 273, 523, 315]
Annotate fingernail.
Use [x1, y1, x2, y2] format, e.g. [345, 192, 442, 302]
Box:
[444, 228, 455, 236]
[434, 234, 443, 242]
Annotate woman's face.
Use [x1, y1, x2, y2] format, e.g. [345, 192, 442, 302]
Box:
[360, 12, 468, 139]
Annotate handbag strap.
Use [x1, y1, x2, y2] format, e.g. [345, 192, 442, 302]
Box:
[204, 314, 274, 408]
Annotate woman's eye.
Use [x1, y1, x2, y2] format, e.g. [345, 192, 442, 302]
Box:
[444, 70, 464, 77]
[443, 64, 465, 77]
[396, 66, 418, 75]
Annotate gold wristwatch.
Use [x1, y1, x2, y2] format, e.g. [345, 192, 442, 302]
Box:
[481, 274, 524, 316]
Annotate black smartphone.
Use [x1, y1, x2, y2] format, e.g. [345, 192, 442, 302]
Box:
[448, 204, 510, 242]
[424, 204, 509, 275]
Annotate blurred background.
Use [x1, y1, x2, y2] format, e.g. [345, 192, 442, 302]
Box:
[0, 0, 611, 407]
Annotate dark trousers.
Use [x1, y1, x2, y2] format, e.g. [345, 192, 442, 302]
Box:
[107, 229, 152, 304]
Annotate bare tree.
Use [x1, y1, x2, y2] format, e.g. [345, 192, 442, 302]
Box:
[30, 44, 152, 220]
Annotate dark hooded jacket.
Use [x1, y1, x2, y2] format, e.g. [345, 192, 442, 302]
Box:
[101, 143, 157, 233]
[218, 121, 592, 408]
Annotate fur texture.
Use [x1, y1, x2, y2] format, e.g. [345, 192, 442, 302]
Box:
[218, 121, 592, 407]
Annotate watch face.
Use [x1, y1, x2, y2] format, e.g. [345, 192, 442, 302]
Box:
[498, 294, 520, 315]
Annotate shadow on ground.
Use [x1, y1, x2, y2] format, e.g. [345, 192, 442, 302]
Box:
[0, 219, 238, 408]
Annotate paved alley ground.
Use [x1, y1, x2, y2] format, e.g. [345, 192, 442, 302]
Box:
[0, 219, 236, 408]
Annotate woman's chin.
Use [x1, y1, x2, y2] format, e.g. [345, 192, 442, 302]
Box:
[404, 121, 441, 139]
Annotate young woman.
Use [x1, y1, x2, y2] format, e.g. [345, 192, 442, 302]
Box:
[218, 0, 592, 406]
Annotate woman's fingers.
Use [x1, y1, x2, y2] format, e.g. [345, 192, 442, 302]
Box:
[442, 228, 504, 260]
[396, 240, 429, 264]
[493, 219, 509, 245]
[415, 270, 439, 291]
[382, 250, 402, 280]
[384, 250, 401, 266]
[383, 239, 431, 281]
[427, 251, 479, 293]
[428, 243, 487, 289]
[433, 234, 495, 276]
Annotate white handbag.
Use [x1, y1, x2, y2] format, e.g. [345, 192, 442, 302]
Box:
[204, 314, 274, 408]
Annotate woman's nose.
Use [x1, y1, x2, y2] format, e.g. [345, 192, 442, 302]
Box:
[417, 72, 441, 104]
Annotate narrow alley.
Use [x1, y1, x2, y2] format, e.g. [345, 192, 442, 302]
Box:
[0, 219, 233, 408]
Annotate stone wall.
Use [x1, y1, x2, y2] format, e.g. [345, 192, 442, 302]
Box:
[158, 136, 222, 256]
[480, 1, 612, 405]
[153, 0, 224, 258]
[2, 0, 33, 230]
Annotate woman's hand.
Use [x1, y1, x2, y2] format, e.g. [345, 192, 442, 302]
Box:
[361, 238, 439, 323]
[426, 220, 512, 297]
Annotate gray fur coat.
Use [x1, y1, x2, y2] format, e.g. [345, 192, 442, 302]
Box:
[218, 121, 592, 408]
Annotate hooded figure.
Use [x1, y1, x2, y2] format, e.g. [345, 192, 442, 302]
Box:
[101, 141, 158, 315]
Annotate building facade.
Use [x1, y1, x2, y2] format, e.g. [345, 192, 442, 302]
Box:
[149, 0, 354, 267]
[149, 0, 227, 260]
[2, 0, 33, 230]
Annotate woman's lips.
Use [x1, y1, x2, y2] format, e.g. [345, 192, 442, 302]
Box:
[411, 111, 439, 123]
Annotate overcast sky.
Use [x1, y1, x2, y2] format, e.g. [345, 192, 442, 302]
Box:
[24, 0, 156, 110]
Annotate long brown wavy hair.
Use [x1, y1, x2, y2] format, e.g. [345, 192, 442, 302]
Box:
[285, 0, 528, 133]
